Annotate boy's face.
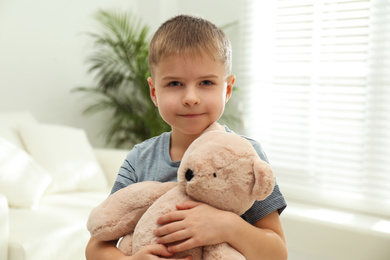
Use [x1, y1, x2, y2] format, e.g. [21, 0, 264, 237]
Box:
[148, 54, 234, 137]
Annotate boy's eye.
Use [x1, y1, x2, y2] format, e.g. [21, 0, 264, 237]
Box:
[200, 80, 214, 86]
[168, 81, 182, 87]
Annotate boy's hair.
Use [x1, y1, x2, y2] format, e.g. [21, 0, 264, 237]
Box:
[148, 15, 232, 77]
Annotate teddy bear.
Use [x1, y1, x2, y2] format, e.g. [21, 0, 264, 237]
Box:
[87, 122, 275, 259]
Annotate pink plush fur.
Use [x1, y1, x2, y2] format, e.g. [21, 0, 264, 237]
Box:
[87, 123, 275, 259]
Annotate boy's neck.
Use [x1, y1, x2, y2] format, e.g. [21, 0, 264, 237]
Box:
[169, 130, 201, 161]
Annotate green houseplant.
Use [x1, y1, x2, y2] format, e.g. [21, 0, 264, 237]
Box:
[75, 10, 240, 148]
[74, 10, 170, 148]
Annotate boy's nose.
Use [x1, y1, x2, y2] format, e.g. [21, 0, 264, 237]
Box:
[183, 87, 200, 106]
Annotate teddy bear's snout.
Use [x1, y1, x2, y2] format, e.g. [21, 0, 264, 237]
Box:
[185, 169, 194, 181]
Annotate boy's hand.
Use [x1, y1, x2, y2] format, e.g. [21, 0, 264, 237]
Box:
[131, 244, 192, 260]
[155, 201, 234, 253]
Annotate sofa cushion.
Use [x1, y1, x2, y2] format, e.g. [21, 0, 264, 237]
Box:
[0, 111, 37, 149]
[0, 194, 9, 260]
[8, 191, 109, 260]
[19, 124, 108, 193]
[0, 137, 51, 208]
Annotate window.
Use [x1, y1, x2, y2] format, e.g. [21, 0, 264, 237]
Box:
[238, 0, 390, 217]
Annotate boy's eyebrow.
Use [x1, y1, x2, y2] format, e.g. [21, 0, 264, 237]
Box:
[198, 74, 220, 79]
[161, 74, 220, 81]
[161, 76, 181, 81]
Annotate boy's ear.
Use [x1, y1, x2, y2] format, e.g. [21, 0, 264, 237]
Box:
[225, 75, 235, 103]
[148, 77, 158, 107]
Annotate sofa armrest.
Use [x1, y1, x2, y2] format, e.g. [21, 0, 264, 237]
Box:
[94, 148, 129, 188]
[0, 194, 9, 260]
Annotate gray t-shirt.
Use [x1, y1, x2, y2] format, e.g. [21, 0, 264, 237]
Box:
[111, 129, 287, 225]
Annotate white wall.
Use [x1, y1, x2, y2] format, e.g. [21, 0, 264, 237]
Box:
[0, 0, 242, 148]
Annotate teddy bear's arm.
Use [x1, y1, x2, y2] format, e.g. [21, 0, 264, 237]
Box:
[203, 243, 246, 260]
[203, 243, 245, 260]
[87, 181, 177, 241]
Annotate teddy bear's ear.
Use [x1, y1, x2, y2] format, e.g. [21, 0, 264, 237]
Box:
[202, 122, 226, 134]
[252, 159, 275, 201]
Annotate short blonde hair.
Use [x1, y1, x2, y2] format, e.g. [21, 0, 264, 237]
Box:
[148, 15, 232, 77]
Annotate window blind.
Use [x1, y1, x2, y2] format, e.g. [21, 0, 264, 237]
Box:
[238, 0, 390, 217]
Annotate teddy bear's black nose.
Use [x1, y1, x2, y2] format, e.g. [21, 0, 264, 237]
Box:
[185, 169, 194, 181]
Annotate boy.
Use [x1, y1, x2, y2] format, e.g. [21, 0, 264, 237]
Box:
[86, 15, 287, 260]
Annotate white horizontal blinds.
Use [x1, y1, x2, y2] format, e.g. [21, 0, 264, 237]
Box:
[366, 0, 390, 211]
[239, 0, 390, 216]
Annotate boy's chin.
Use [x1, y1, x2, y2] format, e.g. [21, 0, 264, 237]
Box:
[173, 124, 213, 136]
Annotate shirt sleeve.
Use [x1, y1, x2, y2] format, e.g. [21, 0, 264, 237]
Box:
[110, 146, 138, 194]
[241, 180, 287, 224]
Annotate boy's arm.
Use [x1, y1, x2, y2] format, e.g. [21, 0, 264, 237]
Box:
[227, 210, 287, 260]
[86, 237, 192, 260]
[86, 238, 129, 260]
[155, 202, 288, 260]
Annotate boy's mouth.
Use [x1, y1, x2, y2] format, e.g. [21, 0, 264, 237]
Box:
[179, 113, 205, 118]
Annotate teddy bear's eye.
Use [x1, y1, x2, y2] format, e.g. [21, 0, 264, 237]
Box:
[213, 173, 217, 178]
[185, 169, 194, 181]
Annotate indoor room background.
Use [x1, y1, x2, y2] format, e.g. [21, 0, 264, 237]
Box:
[1, 0, 389, 259]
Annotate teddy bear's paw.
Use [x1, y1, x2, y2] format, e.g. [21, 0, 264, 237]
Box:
[203, 243, 245, 260]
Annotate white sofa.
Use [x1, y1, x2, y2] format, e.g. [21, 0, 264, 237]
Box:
[0, 111, 128, 260]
